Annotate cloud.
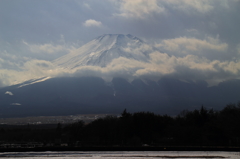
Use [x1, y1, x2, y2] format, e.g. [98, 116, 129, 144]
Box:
[5, 91, 13, 96]
[115, 0, 232, 19]
[83, 2, 91, 9]
[83, 19, 102, 27]
[156, 36, 228, 53]
[164, 0, 214, 14]
[1, 48, 240, 88]
[237, 44, 240, 54]
[49, 49, 240, 86]
[0, 34, 238, 88]
[0, 48, 30, 70]
[0, 32, 237, 89]
[144, 52, 240, 85]
[0, 38, 79, 87]
[116, 0, 165, 19]
[23, 41, 70, 54]
[11, 103, 21, 105]
[0, 82, 3, 88]
[0, 59, 60, 87]
[155, 36, 228, 60]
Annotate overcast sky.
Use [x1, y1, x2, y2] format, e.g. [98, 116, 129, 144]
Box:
[0, 0, 240, 87]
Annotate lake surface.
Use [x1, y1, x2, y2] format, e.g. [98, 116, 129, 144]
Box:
[0, 151, 240, 158]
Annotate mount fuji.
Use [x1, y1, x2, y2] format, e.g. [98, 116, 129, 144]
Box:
[1, 34, 240, 117]
[53, 34, 151, 69]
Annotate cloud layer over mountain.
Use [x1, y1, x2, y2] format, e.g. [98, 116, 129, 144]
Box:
[0, 0, 240, 87]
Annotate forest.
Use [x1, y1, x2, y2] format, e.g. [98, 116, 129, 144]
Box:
[0, 103, 240, 148]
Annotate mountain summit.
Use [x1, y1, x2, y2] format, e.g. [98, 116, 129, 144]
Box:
[53, 34, 152, 69]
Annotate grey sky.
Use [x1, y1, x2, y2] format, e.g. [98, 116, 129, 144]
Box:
[0, 0, 240, 87]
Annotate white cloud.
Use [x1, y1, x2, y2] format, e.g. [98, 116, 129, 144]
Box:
[83, 2, 91, 9]
[5, 91, 13, 96]
[0, 51, 28, 70]
[115, 0, 234, 19]
[23, 41, 69, 54]
[50, 50, 240, 86]
[145, 53, 240, 85]
[0, 51, 18, 61]
[1, 49, 240, 87]
[0, 59, 61, 87]
[83, 19, 102, 27]
[155, 36, 228, 58]
[11, 103, 21, 105]
[222, 61, 240, 74]
[0, 38, 79, 87]
[209, 22, 218, 29]
[237, 44, 240, 54]
[164, 0, 214, 13]
[0, 35, 238, 88]
[116, 0, 165, 19]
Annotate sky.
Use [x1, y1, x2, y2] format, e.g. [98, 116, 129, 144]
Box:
[0, 0, 240, 87]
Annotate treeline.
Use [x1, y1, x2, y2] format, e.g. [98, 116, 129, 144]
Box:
[1, 103, 240, 147]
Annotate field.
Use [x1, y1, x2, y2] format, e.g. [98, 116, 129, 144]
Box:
[0, 114, 113, 125]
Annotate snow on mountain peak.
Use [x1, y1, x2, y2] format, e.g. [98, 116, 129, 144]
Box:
[53, 34, 153, 69]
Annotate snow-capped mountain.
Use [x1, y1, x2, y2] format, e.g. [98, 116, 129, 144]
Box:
[53, 34, 152, 69]
[2, 34, 240, 118]
[2, 34, 153, 89]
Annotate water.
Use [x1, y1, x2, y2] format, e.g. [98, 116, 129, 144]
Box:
[0, 151, 240, 158]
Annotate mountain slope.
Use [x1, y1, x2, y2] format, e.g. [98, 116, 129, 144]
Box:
[1, 76, 240, 117]
[53, 34, 152, 69]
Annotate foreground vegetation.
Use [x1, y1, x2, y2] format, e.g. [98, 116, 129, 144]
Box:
[1, 103, 240, 147]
